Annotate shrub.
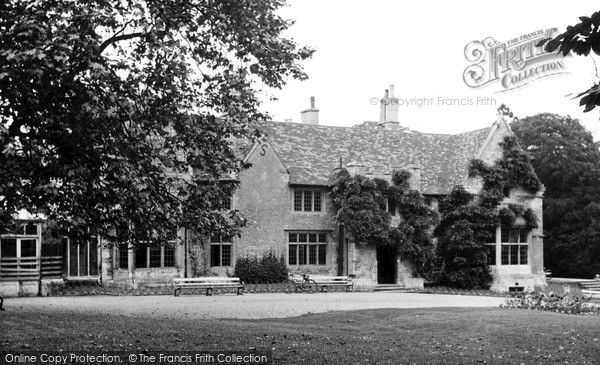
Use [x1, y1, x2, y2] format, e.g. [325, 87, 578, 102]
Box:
[234, 251, 288, 284]
[501, 292, 600, 315]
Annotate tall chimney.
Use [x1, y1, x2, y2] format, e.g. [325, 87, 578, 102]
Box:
[301, 96, 319, 125]
[379, 84, 399, 130]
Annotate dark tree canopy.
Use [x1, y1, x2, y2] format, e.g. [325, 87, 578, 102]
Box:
[0, 0, 313, 244]
[538, 11, 600, 112]
[512, 113, 600, 278]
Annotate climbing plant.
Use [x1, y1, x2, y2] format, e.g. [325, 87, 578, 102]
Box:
[330, 129, 541, 288]
[329, 169, 391, 246]
[434, 186, 496, 289]
[330, 169, 439, 278]
[435, 134, 542, 289]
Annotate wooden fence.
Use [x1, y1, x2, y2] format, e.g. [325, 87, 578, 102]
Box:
[0, 256, 63, 281]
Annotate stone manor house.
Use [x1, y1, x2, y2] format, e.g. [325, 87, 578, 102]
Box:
[0, 86, 545, 295]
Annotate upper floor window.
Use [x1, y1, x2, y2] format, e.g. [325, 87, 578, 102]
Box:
[220, 195, 233, 211]
[294, 189, 323, 212]
[424, 197, 432, 207]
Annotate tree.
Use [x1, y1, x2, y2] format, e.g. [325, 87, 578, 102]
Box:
[0, 1, 313, 243]
[512, 113, 600, 277]
[538, 11, 600, 112]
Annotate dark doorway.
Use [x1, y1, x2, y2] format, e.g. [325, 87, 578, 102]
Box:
[377, 246, 397, 284]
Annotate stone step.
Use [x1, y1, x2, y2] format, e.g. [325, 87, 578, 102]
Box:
[373, 284, 417, 292]
[64, 277, 101, 287]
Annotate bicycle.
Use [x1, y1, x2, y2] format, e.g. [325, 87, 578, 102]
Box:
[289, 273, 318, 293]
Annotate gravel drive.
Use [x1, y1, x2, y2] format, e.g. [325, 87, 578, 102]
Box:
[3, 292, 506, 319]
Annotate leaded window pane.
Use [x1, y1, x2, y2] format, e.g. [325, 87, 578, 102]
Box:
[164, 246, 175, 267]
[519, 245, 528, 265]
[294, 190, 303, 211]
[303, 190, 313, 211]
[313, 191, 322, 211]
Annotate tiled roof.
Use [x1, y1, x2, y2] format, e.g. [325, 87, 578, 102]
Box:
[256, 121, 494, 194]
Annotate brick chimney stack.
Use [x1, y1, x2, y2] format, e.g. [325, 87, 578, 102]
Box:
[301, 96, 319, 125]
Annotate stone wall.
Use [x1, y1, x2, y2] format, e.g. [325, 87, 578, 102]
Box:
[351, 244, 377, 288]
[201, 141, 339, 277]
[476, 120, 546, 292]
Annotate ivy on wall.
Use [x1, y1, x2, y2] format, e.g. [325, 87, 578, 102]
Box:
[433, 186, 496, 289]
[330, 169, 391, 246]
[329, 134, 541, 288]
[330, 169, 439, 278]
[435, 135, 542, 289]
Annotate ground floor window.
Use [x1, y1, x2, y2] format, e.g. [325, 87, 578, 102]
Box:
[116, 240, 176, 269]
[500, 226, 528, 265]
[0, 223, 42, 276]
[0, 237, 37, 258]
[211, 234, 232, 267]
[501, 245, 528, 265]
[117, 244, 128, 269]
[135, 242, 176, 268]
[288, 232, 327, 266]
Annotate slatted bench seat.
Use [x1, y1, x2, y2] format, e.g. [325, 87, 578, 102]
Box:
[173, 277, 244, 296]
[580, 282, 600, 291]
[582, 289, 600, 299]
[310, 275, 354, 292]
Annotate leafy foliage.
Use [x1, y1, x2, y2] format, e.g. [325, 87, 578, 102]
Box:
[435, 128, 541, 289]
[434, 186, 495, 289]
[0, 0, 313, 244]
[470, 137, 541, 196]
[234, 251, 288, 284]
[330, 169, 390, 246]
[498, 205, 538, 231]
[330, 169, 439, 278]
[512, 113, 600, 278]
[537, 11, 600, 112]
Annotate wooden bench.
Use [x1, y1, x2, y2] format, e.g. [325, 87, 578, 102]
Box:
[580, 281, 600, 291]
[173, 277, 244, 296]
[310, 275, 354, 292]
[582, 289, 600, 299]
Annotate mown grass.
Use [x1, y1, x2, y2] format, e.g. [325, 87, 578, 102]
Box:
[2, 307, 600, 364]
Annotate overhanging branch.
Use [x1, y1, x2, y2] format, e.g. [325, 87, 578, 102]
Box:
[97, 32, 149, 55]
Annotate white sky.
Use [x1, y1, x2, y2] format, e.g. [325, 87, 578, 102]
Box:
[261, 0, 600, 138]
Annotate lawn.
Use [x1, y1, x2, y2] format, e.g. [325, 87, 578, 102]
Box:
[2, 307, 599, 364]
